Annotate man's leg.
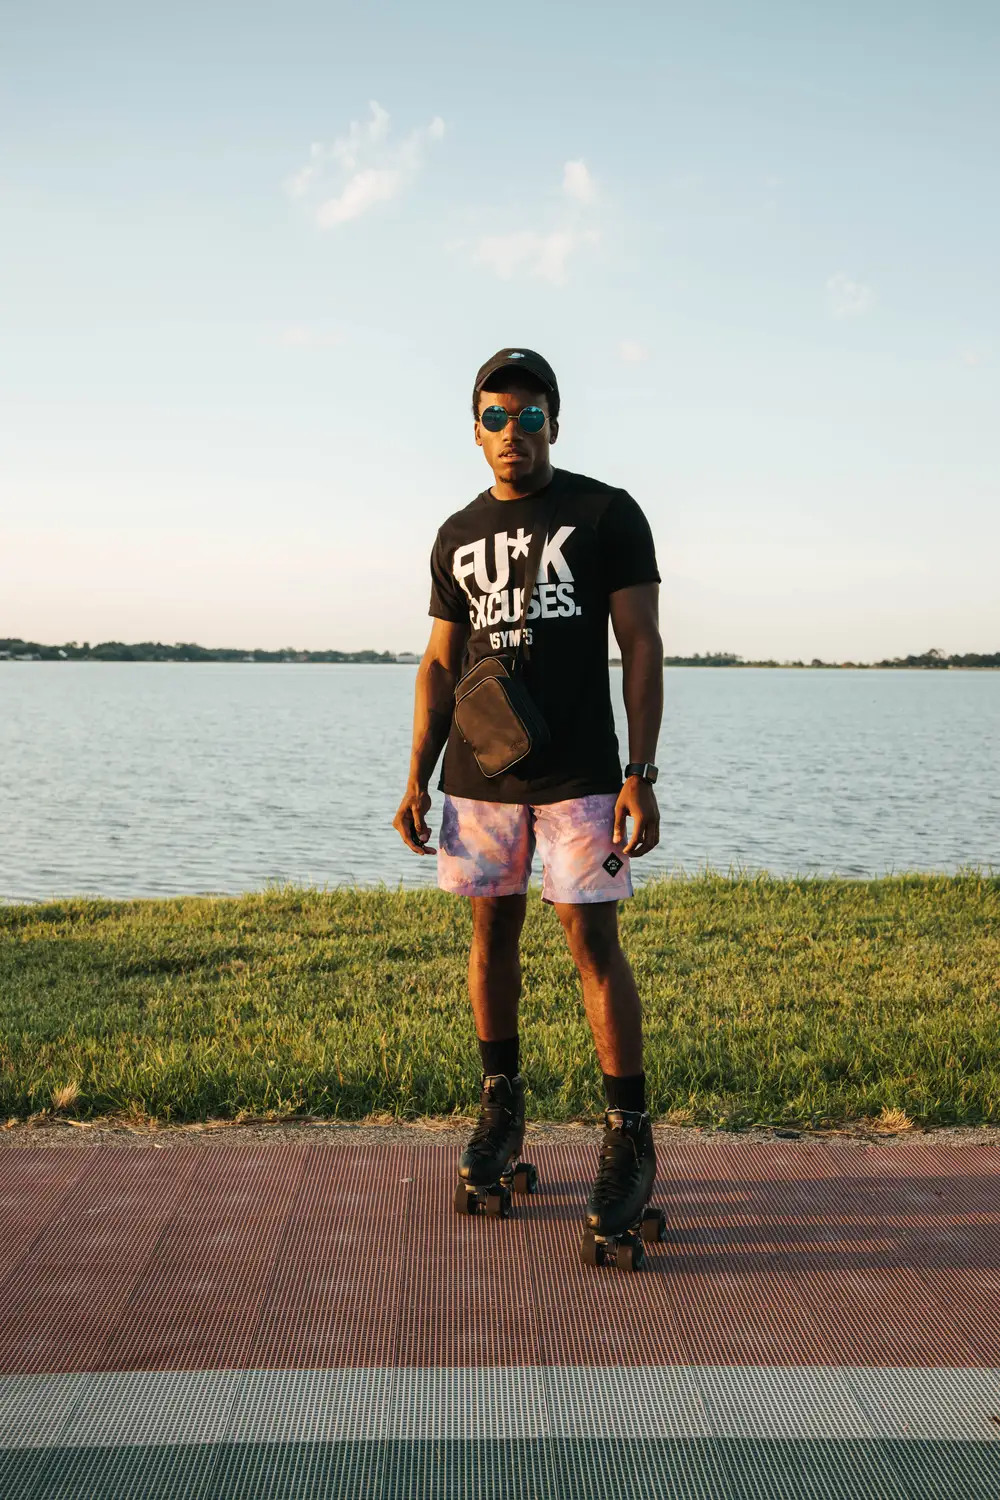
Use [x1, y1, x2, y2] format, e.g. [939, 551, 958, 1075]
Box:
[557, 900, 656, 1242]
[553, 899, 643, 1084]
[533, 793, 645, 1112]
[435, 795, 535, 1199]
[436, 794, 533, 1079]
[534, 795, 657, 1247]
[468, 893, 527, 1075]
[452, 894, 531, 1194]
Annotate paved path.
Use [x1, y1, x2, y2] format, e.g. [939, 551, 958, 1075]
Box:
[1, 1139, 998, 1497]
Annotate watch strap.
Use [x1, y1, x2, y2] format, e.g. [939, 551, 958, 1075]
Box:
[625, 761, 658, 784]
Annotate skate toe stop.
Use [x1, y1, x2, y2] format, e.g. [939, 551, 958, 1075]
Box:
[512, 1162, 539, 1194]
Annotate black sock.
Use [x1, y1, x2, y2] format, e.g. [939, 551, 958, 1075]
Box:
[603, 1071, 646, 1114]
[479, 1035, 520, 1079]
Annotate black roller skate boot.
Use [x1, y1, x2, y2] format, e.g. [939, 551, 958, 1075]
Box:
[454, 1074, 539, 1219]
[580, 1109, 666, 1271]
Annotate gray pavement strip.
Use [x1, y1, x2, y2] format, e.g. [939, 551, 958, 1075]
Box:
[1, 1365, 999, 1449]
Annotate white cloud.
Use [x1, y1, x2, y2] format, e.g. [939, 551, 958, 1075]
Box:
[317, 167, 403, 226]
[619, 339, 648, 363]
[461, 159, 600, 285]
[562, 159, 596, 204]
[471, 228, 599, 286]
[329, 99, 390, 171]
[826, 271, 877, 318]
[286, 101, 445, 228]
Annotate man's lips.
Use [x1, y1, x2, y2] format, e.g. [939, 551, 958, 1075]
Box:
[498, 450, 528, 462]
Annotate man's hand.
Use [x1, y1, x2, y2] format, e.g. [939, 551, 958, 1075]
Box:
[393, 784, 436, 855]
[613, 776, 660, 857]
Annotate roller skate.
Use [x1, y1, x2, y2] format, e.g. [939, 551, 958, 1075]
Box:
[453, 1074, 538, 1219]
[579, 1109, 665, 1271]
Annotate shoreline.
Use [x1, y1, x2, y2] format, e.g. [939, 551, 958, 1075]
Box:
[4, 659, 999, 670]
[4, 864, 998, 908]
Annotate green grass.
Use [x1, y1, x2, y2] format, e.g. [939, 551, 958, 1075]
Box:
[1, 875, 997, 1128]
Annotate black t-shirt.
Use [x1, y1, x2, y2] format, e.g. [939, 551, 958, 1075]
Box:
[428, 467, 660, 804]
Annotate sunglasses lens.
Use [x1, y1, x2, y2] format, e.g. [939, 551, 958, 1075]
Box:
[518, 406, 546, 433]
[481, 406, 509, 432]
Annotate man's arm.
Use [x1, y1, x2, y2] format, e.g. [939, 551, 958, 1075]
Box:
[393, 618, 468, 854]
[609, 582, 663, 857]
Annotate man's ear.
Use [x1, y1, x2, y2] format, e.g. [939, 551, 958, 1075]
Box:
[548, 417, 559, 445]
[474, 420, 484, 449]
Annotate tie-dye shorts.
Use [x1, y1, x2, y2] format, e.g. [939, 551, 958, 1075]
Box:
[436, 792, 633, 904]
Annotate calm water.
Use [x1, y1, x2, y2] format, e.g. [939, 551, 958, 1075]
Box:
[1, 664, 997, 902]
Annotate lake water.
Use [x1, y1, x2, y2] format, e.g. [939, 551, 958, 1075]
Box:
[1, 664, 997, 902]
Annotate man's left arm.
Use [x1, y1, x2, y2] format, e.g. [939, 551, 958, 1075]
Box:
[609, 582, 663, 857]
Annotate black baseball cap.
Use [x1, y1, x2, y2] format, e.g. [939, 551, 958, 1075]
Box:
[473, 347, 559, 408]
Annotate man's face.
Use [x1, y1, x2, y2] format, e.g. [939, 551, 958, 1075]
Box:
[474, 383, 558, 486]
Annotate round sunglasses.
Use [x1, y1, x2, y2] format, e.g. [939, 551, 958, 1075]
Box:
[479, 404, 547, 434]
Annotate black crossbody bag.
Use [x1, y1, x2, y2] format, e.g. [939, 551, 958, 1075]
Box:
[452, 499, 556, 779]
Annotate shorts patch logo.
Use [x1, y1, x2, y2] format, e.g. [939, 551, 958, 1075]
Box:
[602, 852, 623, 877]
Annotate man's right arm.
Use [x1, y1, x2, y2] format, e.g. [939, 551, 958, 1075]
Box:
[393, 617, 468, 854]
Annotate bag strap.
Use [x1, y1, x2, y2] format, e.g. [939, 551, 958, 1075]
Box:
[513, 488, 559, 672]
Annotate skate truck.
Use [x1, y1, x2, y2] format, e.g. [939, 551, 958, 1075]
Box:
[453, 1158, 539, 1219]
[579, 1203, 667, 1271]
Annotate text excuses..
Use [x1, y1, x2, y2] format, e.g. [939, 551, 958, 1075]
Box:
[452, 525, 582, 645]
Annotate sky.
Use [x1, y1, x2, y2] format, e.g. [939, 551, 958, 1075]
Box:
[2, 0, 998, 659]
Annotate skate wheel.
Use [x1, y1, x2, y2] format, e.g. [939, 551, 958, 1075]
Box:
[485, 1186, 512, 1219]
[616, 1235, 645, 1272]
[580, 1229, 606, 1267]
[454, 1182, 477, 1215]
[512, 1162, 538, 1195]
[641, 1206, 667, 1244]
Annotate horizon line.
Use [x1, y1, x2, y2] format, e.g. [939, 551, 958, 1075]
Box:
[2, 638, 999, 670]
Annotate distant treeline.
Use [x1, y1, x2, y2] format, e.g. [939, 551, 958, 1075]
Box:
[2, 639, 998, 669]
[656, 649, 1000, 670]
[0, 639, 399, 664]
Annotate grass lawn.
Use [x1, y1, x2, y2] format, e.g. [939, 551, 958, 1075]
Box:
[1, 875, 997, 1128]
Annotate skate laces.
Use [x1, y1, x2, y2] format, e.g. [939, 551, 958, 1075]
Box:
[468, 1075, 517, 1155]
[591, 1110, 645, 1208]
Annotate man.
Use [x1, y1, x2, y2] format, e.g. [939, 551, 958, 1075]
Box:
[393, 347, 663, 1255]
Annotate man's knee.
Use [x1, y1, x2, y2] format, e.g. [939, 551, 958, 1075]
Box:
[558, 902, 622, 976]
[470, 894, 526, 956]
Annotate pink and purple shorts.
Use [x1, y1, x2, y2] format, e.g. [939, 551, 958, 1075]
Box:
[437, 792, 633, 904]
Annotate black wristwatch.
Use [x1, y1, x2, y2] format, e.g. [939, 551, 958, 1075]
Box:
[625, 761, 658, 784]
